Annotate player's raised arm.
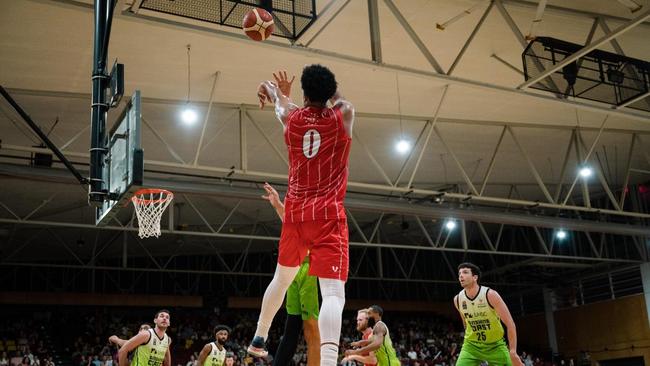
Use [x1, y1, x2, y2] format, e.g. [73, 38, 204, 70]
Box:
[262, 183, 284, 221]
[257, 72, 298, 127]
[329, 91, 354, 136]
[487, 289, 524, 366]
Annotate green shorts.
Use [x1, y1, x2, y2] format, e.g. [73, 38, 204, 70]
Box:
[456, 339, 512, 366]
[286, 258, 319, 320]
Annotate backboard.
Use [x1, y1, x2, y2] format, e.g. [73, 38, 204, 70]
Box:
[95, 90, 144, 226]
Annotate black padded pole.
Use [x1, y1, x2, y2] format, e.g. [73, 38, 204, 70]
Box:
[89, 0, 117, 205]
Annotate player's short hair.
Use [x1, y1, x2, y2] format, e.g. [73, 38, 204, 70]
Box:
[368, 305, 383, 317]
[154, 309, 170, 318]
[357, 308, 368, 315]
[225, 353, 235, 359]
[139, 323, 151, 331]
[301, 64, 337, 104]
[458, 262, 481, 281]
[214, 325, 231, 334]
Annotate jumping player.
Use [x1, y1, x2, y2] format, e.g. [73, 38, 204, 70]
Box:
[248, 66, 354, 366]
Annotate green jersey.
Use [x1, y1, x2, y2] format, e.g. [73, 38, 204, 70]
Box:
[374, 321, 401, 366]
[132, 329, 171, 366]
[203, 342, 226, 366]
[457, 286, 505, 345]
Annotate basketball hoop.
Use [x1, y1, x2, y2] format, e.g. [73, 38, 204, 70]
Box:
[131, 188, 174, 238]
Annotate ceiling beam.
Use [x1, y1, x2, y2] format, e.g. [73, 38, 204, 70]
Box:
[2, 163, 650, 237]
[0, 217, 642, 264]
[7, 87, 650, 133]
[4, 145, 650, 222]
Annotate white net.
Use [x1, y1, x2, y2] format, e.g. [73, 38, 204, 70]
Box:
[131, 189, 174, 238]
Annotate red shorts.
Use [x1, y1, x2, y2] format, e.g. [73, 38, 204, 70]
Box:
[278, 219, 349, 281]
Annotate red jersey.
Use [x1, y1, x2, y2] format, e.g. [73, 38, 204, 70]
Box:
[362, 328, 377, 366]
[283, 106, 351, 223]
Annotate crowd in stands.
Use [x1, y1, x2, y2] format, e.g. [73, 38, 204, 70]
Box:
[1, 306, 582, 366]
[0, 313, 57, 366]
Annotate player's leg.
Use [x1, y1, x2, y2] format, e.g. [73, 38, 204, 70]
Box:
[307, 219, 349, 366]
[456, 342, 485, 366]
[248, 223, 306, 357]
[271, 314, 302, 366]
[483, 341, 512, 366]
[272, 261, 309, 366]
[317, 278, 345, 366]
[303, 318, 320, 366]
[298, 264, 320, 366]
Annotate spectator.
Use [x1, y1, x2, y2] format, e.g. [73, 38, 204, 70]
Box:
[407, 347, 417, 360]
[185, 355, 197, 366]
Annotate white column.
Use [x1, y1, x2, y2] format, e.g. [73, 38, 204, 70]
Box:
[543, 287, 559, 355]
[641, 263, 650, 328]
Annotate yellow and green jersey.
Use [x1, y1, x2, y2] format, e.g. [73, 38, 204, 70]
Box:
[457, 286, 505, 345]
[203, 342, 226, 366]
[132, 328, 171, 366]
[374, 321, 401, 366]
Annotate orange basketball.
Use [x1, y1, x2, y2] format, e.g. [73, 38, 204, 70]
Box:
[242, 8, 275, 41]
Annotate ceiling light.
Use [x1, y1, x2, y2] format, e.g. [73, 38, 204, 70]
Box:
[445, 220, 456, 231]
[579, 166, 593, 178]
[396, 139, 411, 154]
[181, 107, 198, 125]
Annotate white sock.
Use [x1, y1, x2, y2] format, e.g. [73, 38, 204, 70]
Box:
[318, 278, 345, 366]
[254, 264, 300, 341]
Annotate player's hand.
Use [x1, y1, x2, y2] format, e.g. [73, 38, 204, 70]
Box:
[257, 82, 271, 109]
[262, 183, 282, 209]
[509, 349, 523, 366]
[344, 349, 356, 357]
[349, 341, 360, 348]
[108, 335, 118, 344]
[273, 70, 295, 97]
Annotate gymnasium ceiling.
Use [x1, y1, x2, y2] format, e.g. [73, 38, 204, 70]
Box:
[1, 0, 649, 293]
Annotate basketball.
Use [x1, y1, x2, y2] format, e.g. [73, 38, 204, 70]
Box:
[242, 8, 274, 41]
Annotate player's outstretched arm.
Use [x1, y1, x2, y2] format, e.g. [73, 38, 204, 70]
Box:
[342, 352, 377, 365]
[329, 91, 354, 136]
[108, 335, 127, 348]
[117, 331, 150, 366]
[197, 343, 212, 366]
[349, 339, 370, 348]
[488, 289, 524, 366]
[347, 323, 386, 356]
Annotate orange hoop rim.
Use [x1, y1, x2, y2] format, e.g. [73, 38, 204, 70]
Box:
[132, 188, 174, 204]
